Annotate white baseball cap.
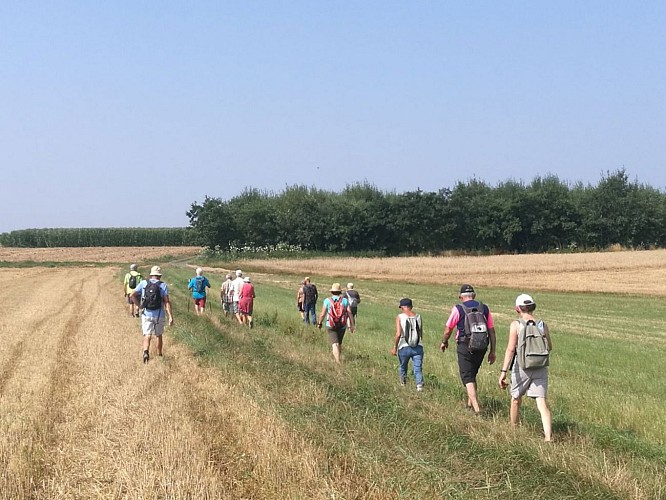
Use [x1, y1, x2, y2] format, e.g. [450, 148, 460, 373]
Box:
[515, 294, 536, 307]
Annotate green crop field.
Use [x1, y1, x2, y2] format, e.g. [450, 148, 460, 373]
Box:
[164, 264, 666, 499]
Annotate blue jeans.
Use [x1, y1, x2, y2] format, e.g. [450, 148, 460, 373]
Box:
[398, 345, 424, 386]
[303, 302, 317, 324]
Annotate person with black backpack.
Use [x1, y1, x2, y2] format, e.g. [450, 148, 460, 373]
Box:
[498, 294, 553, 441]
[187, 267, 211, 316]
[131, 265, 174, 364]
[123, 264, 142, 318]
[391, 298, 424, 392]
[440, 284, 496, 415]
[302, 277, 319, 325]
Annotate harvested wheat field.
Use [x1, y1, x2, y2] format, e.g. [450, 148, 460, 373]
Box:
[245, 249, 666, 295]
[0, 267, 327, 499]
[0, 246, 201, 263]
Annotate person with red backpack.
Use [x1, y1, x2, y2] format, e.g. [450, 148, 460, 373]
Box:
[440, 284, 496, 415]
[317, 283, 355, 363]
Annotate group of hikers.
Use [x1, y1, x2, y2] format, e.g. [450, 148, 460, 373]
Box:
[124, 266, 552, 441]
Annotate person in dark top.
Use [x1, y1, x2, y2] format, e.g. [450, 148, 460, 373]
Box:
[344, 283, 361, 326]
[302, 277, 319, 325]
[440, 284, 496, 414]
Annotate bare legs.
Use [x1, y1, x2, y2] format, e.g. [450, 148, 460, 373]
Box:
[331, 343, 341, 363]
[465, 382, 481, 413]
[511, 396, 552, 442]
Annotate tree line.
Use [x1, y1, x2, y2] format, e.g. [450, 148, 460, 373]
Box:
[187, 170, 666, 255]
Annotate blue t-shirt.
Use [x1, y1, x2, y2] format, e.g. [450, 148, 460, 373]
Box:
[134, 279, 169, 319]
[188, 276, 210, 299]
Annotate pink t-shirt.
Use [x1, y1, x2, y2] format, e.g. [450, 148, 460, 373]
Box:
[445, 303, 495, 341]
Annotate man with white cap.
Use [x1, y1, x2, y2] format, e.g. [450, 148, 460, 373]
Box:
[498, 293, 553, 441]
[131, 265, 174, 363]
[220, 273, 234, 317]
[188, 267, 211, 316]
[231, 269, 245, 324]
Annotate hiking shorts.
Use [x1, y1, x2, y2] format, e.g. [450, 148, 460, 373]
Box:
[141, 314, 165, 337]
[510, 366, 548, 399]
[194, 297, 206, 308]
[456, 343, 486, 385]
[222, 300, 233, 314]
[232, 301, 240, 314]
[327, 327, 346, 345]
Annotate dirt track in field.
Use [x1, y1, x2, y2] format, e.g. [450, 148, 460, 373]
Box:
[0, 267, 324, 499]
[0, 246, 201, 263]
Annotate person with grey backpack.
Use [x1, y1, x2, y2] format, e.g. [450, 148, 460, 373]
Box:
[391, 298, 424, 392]
[498, 294, 553, 442]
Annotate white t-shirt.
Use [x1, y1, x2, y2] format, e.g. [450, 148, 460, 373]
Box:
[232, 277, 245, 301]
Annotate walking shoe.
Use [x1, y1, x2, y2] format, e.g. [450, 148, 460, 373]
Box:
[143, 350, 149, 364]
[416, 384, 424, 392]
[400, 377, 406, 387]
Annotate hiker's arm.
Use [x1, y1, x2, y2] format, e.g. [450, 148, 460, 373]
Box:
[544, 323, 553, 351]
[317, 303, 326, 328]
[391, 316, 401, 356]
[487, 327, 496, 364]
[441, 326, 453, 352]
[498, 321, 519, 388]
[163, 295, 174, 326]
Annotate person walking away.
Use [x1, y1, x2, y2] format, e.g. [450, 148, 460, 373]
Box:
[296, 281, 305, 319]
[188, 267, 211, 316]
[498, 294, 553, 441]
[239, 276, 256, 328]
[123, 264, 142, 317]
[131, 266, 174, 363]
[231, 270, 245, 324]
[440, 284, 496, 414]
[302, 277, 319, 325]
[344, 283, 361, 328]
[391, 298, 424, 392]
[317, 283, 355, 363]
[220, 274, 234, 317]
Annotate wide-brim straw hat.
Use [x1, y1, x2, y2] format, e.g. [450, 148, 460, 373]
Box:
[330, 283, 342, 292]
[150, 265, 162, 276]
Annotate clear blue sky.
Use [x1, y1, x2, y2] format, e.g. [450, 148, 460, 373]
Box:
[2, 1, 665, 232]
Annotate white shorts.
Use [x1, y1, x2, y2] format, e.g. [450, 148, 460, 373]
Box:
[141, 314, 165, 337]
[510, 366, 548, 399]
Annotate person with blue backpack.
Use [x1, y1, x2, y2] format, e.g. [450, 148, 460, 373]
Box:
[498, 293, 553, 442]
[188, 267, 211, 316]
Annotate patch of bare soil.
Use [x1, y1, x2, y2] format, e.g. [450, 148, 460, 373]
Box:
[0, 268, 327, 498]
[0, 246, 201, 263]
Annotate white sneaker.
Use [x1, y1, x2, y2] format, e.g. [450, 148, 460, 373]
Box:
[416, 384, 423, 392]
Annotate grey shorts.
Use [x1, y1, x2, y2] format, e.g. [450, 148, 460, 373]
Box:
[222, 301, 233, 313]
[510, 366, 548, 399]
[141, 314, 165, 337]
[327, 328, 346, 345]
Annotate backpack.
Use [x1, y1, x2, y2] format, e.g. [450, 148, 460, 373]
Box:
[327, 297, 346, 329]
[303, 284, 318, 305]
[194, 276, 206, 294]
[142, 281, 163, 310]
[517, 319, 550, 369]
[128, 272, 140, 290]
[402, 315, 422, 348]
[460, 302, 489, 352]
